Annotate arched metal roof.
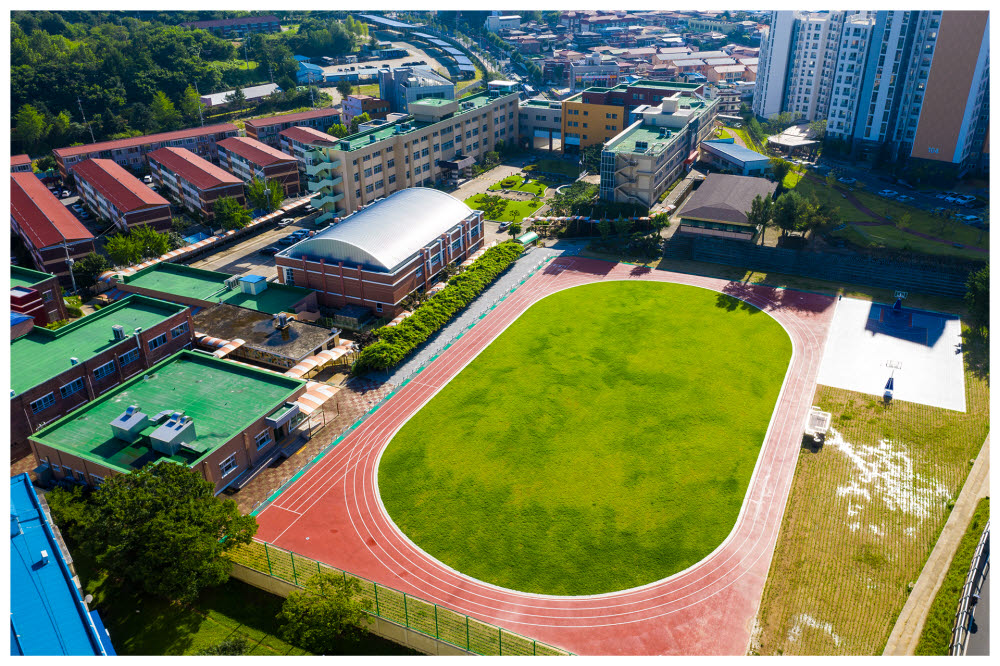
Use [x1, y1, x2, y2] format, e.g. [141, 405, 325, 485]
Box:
[282, 188, 476, 273]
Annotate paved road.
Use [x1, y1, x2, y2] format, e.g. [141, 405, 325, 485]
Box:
[966, 568, 990, 656]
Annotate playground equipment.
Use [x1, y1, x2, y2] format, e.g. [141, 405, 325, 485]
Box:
[804, 406, 832, 443]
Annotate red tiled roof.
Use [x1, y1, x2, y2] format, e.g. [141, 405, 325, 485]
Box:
[10, 173, 94, 249]
[11, 154, 31, 167]
[53, 123, 239, 159]
[73, 159, 170, 213]
[244, 108, 339, 130]
[279, 126, 339, 146]
[218, 137, 298, 167]
[180, 15, 279, 29]
[148, 147, 241, 191]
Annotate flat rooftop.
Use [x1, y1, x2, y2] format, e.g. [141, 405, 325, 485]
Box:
[31, 351, 305, 474]
[10, 295, 188, 396]
[11, 265, 55, 290]
[123, 262, 312, 315]
[192, 303, 338, 362]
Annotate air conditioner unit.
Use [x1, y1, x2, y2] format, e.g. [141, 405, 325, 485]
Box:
[112, 324, 126, 341]
[224, 276, 239, 290]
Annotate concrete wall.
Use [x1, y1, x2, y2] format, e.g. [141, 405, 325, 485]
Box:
[229, 563, 473, 655]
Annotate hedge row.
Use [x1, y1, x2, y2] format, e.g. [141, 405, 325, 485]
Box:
[353, 242, 524, 373]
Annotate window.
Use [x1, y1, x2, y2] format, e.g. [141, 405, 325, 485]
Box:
[219, 453, 239, 477]
[451, 238, 462, 253]
[119, 348, 140, 367]
[387, 158, 395, 168]
[364, 168, 372, 177]
[375, 179, 384, 190]
[355, 189, 362, 198]
[373, 164, 382, 174]
[90, 475, 104, 487]
[94, 360, 116, 381]
[415, 265, 424, 279]
[255, 429, 273, 450]
[30, 393, 55, 414]
[284, 267, 295, 286]
[366, 184, 374, 193]
[171, 322, 189, 339]
[148, 333, 167, 351]
[375, 302, 383, 313]
[354, 172, 360, 182]
[388, 174, 396, 185]
[59, 378, 85, 399]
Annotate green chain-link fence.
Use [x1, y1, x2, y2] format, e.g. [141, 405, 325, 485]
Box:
[229, 539, 572, 656]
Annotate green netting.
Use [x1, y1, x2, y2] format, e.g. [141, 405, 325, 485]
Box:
[467, 616, 501, 655]
[375, 585, 407, 625]
[266, 545, 297, 584]
[346, 574, 375, 612]
[292, 553, 321, 587]
[405, 595, 437, 637]
[435, 605, 470, 650]
[500, 629, 535, 656]
[229, 541, 269, 573]
[535, 643, 570, 656]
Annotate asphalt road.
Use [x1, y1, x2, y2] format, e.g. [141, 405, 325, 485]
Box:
[966, 568, 990, 656]
[187, 211, 318, 276]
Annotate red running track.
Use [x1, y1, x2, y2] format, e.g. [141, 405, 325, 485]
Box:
[255, 257, 838, 655]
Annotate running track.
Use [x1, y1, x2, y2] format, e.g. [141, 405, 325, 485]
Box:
[255, 256, 838, 655]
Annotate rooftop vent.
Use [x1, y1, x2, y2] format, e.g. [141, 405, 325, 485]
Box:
[112, 325, 126, 341]
[150, 411, 197, 456]
[70, 357, 79, 366]
[134, 327, 143, 335]
[634, 140, 648, 152]
[369, 134, 377, 143]
[110, 405, 149, 443]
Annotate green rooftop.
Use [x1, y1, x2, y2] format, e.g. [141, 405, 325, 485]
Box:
[10, 294, 188, 396]
[123, 262, 312, 315]
[411, 98, 453, 107]
[608, 124, 683, 155]
[11, 265, 55, 290]
[31, 350, 305, 474]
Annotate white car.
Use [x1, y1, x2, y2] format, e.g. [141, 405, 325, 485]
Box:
[837, 176, 856, 185]
[958, 214, 982, 224]
[896, 194, 914, 203]
[277, 217, 295, 227]
[878, 189, 898, 198]
[142, 175, 153, 184]
[954, 194, 977, 205]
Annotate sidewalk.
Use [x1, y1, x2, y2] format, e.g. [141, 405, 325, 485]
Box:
[882, 434, 991, 655]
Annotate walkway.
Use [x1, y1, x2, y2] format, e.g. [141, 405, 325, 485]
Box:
[252, 257, 837, 655]
[883, 435, 991, 655]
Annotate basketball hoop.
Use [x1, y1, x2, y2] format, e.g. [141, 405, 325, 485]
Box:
[894, 291, 908, 300]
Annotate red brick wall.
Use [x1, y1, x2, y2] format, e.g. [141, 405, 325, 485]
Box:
[123, 205, 172, 232]
[200, 183, 247, 218]
[264, 162, 302, 197]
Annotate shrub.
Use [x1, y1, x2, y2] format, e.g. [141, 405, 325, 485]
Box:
[352, 242, 524, 373]
[66, 305, 84, 319]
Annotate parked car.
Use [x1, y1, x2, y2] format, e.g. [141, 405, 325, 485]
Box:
[895, 194, 914, 203]
[954, 194, 977, 206]
[878, 189, 898, 198]
[61, 189, 71, 198]
[277, 217, 295, 227]
[958, 214, 982, 224]
[78, 211, 90, 219]
[71, 203, 84, 212]
[837, 176, 856, 185]
[279, 235, 298, 245]
[302, 204, 316, 213]
[498, 221, 510, 231]
[258, 246, 280, 255]
[142, 175, 153, 184]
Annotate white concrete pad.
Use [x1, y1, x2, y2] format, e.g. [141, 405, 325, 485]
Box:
[816, 297, 966, 412]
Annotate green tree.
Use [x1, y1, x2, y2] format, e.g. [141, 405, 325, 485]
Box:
[196, 637, 250, 656]
[825, 174, 838, 190]
[13, 104, 48, 152]
[349, 112, 371, 134]
[336, 79, 353, 100]
[597, 218, 611, 241]
[612, 216, 632, 238]
[965, 265, 989, 333]
[150, 91, 181, 131]
[130, 224, 170, 259]
[772, 191, 808, 237]
[808, 118, 827, 141]
[225, 86, 247, 110]
[581, 144, 603, 173]
[327, 123, 349, 138]
[71, 252, 110, 291]
[508, 221, 523, 238]
[248, 177, 284, 211]
[745, 194, 774, 245]
[278, 572, 372, 653]
[105, 232, 141, 267]
[178, 84, 203, 123]
[214, 196, 251, 230]
[770, 158, 792, 187]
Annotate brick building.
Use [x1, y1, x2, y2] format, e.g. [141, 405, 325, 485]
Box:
[52, 123, 239, 180]
[11, 266, 68, 325]
[275, 188, 483, 317]
[10, 294, 192, 458]
[147, 147, 245, 220]
[73, 159, 172, 232]
[244, 108, 341, 149]
[29, 350, 309, 495]
[10, 172, 96, 286]
[217, 137, 301, 197]
[11, 154, 32, 172]
[342, 94, 391, 125]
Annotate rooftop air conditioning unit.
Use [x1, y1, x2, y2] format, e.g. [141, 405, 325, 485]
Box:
[150, 412, 197, 456]
[635, 140, 648, 152]
[224, 276, 239, 290]
[110, 405, 149, 443]
[369, 134, 377, 143]
[112, 325, 126, 341]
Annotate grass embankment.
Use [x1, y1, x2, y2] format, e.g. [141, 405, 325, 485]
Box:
[355, 83, 380, 97]
[379, 281, 792, 595]
[915, 497, 990, 655]
[753, 328, 989, 655]
[464, 193, 543, 222]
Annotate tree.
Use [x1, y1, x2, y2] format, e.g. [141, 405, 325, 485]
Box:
[278, 572, 372, 653]
[825, 174, 838, 190]
[150, 91, 182, 131]
[214, 196, 251, 230]
[13, 104, 48, 152]
[965, 266, 988, 333]
[178, 84, 203, 124]
[327, 123, 349, 138]
[508, 221, 523, 238]
[770, 158, 792, 187]
[612, 216, 632, 238]
[248, 177, 284, 211]
[772, 191, 808, 237]
[71, 252, 110, 291]
[336, 79, 353, 100]
[225, 86, 247, 110]
[808, 118, 827, 141]
[130, 224, 170, 259]
[745, 194, 774, 245]
[349, 112, 371, 134]
[581, 144, 602, 173]
[196, 637, 250, 656]
[597, 218, 611, 241]
[105, 232, 142, 267]
[49, 463, 257, 603]
[894, 211, 911, 231]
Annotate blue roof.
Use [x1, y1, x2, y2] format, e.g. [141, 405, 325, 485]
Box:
[240, 275, 266, 284]
[11, 312, 33, 326]
[702, 139, 770, 165]
[9, 474, 111, 656]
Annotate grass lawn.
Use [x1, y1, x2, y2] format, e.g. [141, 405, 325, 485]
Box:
[790, 177, 876, 223]
[456, 66, 484, 93]
[464, 193, 543, 222]
[379, 281, 792, 595]
[915, 497, 990, 655]
[208, 59, 259, 73]
[488, 176, 547, 197]
[752, 328, 989, 655]
[525, 159, 580, 179]
[356, 83, 380, 97]
[852, 191, 988, 251]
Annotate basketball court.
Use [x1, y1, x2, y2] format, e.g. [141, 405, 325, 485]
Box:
[816, 296, 966, 412]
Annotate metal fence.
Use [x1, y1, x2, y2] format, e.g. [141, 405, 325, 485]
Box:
[229, 539, 571, 656]
[949, 519, 990, 655]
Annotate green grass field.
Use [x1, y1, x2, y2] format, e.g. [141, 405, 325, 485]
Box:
[487, 176, 547, 197]
[524, 159, 580, 179]
[378, 281, 792, 595]
[464, 193, 543, 222]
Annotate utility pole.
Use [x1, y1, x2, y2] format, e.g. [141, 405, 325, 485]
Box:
[77, 97, 96, 143]
[243, 40, 250, 71]
[193, 82, 205, 127]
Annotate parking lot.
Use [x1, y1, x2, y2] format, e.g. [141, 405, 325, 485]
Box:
[187, 211, 322, 276]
